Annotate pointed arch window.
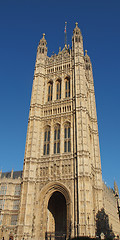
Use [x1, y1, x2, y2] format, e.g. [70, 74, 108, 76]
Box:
[64, 123, 71, 152]
[54, 124, 60, 154]
[43, 126, 50, 155]
[56, 80, 61, 100]
[65, 77, 70, 98]
[48, 81, 53, 101]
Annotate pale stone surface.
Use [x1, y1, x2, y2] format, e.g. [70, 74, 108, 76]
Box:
[0, 24, 120, 240]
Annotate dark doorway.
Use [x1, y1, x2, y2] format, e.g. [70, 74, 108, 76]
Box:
[47, 191, 67, 239]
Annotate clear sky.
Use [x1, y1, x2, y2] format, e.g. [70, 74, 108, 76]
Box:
[0, 0, 120, 193]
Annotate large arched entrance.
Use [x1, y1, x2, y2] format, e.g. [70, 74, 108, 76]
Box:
[46, 191, 67, 239]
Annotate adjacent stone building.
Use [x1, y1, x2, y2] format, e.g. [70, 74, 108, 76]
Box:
[0, 23, 120, 240]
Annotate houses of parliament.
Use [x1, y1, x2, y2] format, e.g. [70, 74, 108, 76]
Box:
[0, 23, 120, 240]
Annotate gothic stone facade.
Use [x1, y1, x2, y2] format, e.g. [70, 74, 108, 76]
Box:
[0, 23, 120, 240]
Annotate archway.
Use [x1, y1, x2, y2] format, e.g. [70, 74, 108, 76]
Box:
[35, 182, 72, 240]
[46, 191, 67, 239]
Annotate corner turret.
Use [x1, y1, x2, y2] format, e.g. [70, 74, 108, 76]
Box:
[72, 22, 84, 55]
[37, 33, 47, 59]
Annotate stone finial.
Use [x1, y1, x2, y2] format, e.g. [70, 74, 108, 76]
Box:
[59, 47, 61, 52]
[11, 169, 13, 179]
[85, 50, 88, 55]
[43, 33, 45, 38]
[75, 22, 78, 27]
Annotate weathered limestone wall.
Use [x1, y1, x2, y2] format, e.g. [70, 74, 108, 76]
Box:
[0, 171, 22, 240]
[103, 182, 120, 237]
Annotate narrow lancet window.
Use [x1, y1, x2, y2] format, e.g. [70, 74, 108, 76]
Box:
[56, 80, 61, 100]
[64, 123, 71, 152]
[48, 82, 53, 101]
[54, 125, 60, 154]
[65, 77, 70, 98]
[43, 126, 50, 155]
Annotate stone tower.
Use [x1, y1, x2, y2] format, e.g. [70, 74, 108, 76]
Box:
[16, 23, 103, 240]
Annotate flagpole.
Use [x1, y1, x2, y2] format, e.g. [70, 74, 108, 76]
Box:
[64, 22, 67, 48]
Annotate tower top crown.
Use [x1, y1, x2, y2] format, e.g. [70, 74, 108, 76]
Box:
[39, 33, 47, 46]
[37, 33, 47, 57]
[73, 22, 82, 36]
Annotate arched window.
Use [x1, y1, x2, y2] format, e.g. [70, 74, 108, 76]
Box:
[54, 124, 60, 154]
[48, 81, 53, 101]
[65, 77, 70, 98]
[64, 123, 71, 152]
[43, 126, 50, 155]
[56, 80, 61, 100]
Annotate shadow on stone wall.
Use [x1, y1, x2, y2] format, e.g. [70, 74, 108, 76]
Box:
[95, 208, 115, 239]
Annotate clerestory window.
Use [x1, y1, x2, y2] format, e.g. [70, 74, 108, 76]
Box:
[64, 123, 71, 152]
[54, 125, 60, 154]
[43, 126, 50, 155]
[65, 77, 70, 98]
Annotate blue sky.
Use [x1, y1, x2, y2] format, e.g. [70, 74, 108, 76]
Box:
[0, 0, 120, 193]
